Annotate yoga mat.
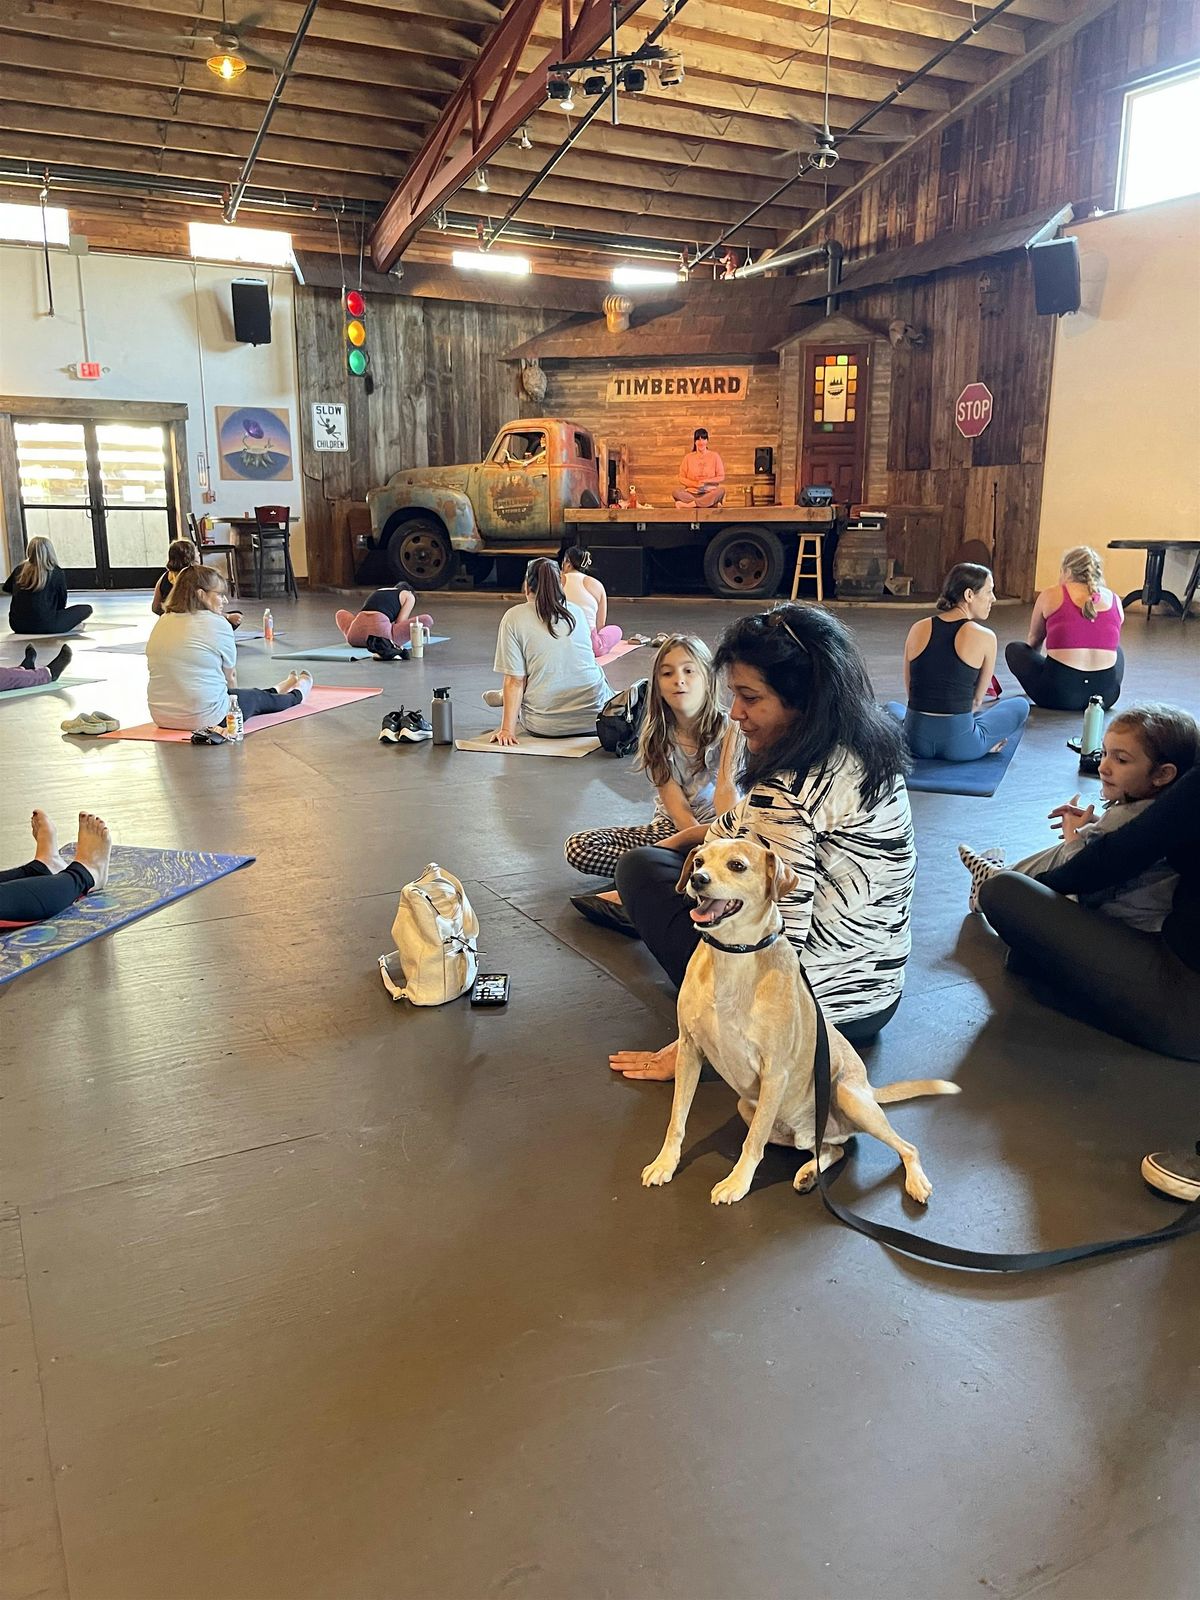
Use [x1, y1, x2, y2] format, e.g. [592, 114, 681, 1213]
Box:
[274, 637, 449, 662]
[0, 676, 102, 703]
[0, 844, 254, 986]
[596, 640, 644, 667]
[905, 733, 1024, 797]
[455, 729, 600, 758]
[100, 684, 383, 741]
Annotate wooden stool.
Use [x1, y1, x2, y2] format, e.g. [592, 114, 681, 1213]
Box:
[790, 533, 824, 603]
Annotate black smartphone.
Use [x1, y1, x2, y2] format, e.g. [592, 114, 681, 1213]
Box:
[470, 973, 510, 1007]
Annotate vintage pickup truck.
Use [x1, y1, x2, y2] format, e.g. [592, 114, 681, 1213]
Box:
[360, 416, 836, 598]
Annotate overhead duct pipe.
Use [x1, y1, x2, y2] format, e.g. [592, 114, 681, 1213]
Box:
[733, 239, 843, 315]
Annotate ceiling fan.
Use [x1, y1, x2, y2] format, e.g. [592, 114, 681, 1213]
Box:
[105, 3, 283, 80]
[775, 0, 908, 171]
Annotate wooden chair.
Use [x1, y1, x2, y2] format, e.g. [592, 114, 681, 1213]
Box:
[249, 504, 298, 599]
[790, 532, 824, 603]
[189, 513, 240, 597]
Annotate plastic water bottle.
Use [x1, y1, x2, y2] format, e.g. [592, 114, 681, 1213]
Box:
[1081, 695, 1104, 754]
[409, 620, 425, 658]
[224, 698, 244, 743]
[262, 608, 274, 643]
[432, 686, 453, 745]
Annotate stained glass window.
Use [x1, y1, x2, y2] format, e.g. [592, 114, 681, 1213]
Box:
[811, 355, 859, 428]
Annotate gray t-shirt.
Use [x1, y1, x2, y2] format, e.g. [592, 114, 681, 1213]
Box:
[493, 601, 611, 736]
[147, 610, 236, 731]
[651, 738, 725, 824]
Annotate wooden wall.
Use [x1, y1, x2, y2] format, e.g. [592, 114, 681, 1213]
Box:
[805, 0, 1200, 597]
[541, 359, 780, 507]
[294, 289, 562, 585]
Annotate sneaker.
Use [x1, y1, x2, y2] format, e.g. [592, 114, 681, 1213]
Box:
[396, 708, 433, 743]
[957, 843, 1005, 912]
[366, 635, 401, 661]
[379, 709, 407, 743]
[1141, 1142, 1200, 1203]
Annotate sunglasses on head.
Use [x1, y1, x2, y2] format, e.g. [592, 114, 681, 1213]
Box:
[759, 610, 809, 654]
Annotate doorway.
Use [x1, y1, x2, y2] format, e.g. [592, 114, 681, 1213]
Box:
[14, 419, 178, 587]
[798, 345, 870, 509]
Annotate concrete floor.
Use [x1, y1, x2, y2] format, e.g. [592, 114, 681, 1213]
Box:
[1, 589, 1197, 1600]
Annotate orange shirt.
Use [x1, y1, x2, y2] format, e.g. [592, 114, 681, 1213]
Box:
[679, 449, 725, 489]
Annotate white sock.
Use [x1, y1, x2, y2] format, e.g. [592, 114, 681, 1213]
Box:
[295, 672, 313, 702]
[482, 689, 503, 707]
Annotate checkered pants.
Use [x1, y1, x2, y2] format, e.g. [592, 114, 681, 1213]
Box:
[563, 817, 677, 878]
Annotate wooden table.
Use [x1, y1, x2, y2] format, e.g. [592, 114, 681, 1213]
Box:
[1108, 539, 1200, 620]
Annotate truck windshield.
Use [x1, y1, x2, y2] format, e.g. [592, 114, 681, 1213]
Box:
[495, 431, 547, 464]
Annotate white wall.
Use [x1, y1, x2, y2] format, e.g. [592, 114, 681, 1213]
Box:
[0, 245, 306, 575]
[1037, 194, 1200, 602]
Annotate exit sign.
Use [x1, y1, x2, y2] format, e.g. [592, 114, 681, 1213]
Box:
[73, 361, 102, 380]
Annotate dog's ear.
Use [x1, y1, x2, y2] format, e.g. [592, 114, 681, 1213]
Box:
[765, 849, 800, 902]
[674, 848, 699, 896]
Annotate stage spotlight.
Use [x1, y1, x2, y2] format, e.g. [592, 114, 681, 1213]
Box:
[621, 65, 647, 92]
[547, 75, 575, 110]
[582, 73, 607, 96]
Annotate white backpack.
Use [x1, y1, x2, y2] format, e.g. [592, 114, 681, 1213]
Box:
[379, 863, 479, 1006]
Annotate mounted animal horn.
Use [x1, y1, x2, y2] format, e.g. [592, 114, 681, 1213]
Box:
[603, 293, 633, 334]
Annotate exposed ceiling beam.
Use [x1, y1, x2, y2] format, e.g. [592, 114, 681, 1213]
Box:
[334, 0, 501, 24]
[448, 188, 783, 250]
[488, 139, 824, 207]
[731, 0, 1029, 56]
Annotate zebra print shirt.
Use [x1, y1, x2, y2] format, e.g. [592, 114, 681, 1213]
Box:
[707, 750, 916, 1024]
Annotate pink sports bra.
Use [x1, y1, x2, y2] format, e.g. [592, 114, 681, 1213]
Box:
[1044, 588, 1122, 653]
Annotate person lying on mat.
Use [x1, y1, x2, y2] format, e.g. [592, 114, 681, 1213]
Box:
[0, 809, 111, 930]
[560, 547, 621, 658]
[887, 562, 1029, 762]
[147, 566, 312, 732]
[1005, 544, 1124, 712]
[3, 537, 92, 636]
[335, 585, 433, 659]
[0, 643, 73, 692]
[486, 558, 611, 746]
[152, 539, 242, 628]
[609, 604, 916, 1080]
[672, 427, 726, 508]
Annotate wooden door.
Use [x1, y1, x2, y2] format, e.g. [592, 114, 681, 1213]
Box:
[799, 345, 870, 510]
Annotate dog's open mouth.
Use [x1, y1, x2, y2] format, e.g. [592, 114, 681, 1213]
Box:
[689, 896, 743, 927]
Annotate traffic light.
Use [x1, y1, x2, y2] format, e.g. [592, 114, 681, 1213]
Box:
[344, 289, 368, 376]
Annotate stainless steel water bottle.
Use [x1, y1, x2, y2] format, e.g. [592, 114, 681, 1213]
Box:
[1081, 695, 1104, 754]
[432, 686, 453, 745]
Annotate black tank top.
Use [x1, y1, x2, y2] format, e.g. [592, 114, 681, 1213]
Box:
[908, 617, 979, 714]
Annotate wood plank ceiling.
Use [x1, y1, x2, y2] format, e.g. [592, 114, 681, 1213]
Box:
[0, 0, 1071, 273]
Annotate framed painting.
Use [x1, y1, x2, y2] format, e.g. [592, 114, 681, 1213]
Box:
[215, 406, 294, 481]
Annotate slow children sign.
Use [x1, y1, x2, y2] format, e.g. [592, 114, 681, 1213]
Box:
[605, 368, 751, 402]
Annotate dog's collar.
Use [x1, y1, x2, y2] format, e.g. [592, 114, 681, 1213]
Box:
[699, 927, 784, 954]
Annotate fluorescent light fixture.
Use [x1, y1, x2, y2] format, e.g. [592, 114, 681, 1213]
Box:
[452, 250, 531, 277]
[189, 221, 293, 266]
[0, 203, 70, 246]
[611, 265, 679, 287]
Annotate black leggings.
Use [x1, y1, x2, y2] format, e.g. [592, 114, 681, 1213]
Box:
[1004, 642, 1124, 711]
[977, 872, 1200, 1062]
[233, 686, 302, 718]
[0, 859, 95, 927]
[614, 845, 901, 1043]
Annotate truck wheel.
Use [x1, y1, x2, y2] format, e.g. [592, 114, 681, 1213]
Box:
[703, 526, 785, 600]
[384, 515, 457, 589]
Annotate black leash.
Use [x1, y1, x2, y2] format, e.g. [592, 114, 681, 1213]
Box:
[803, 965, 1200, 1272]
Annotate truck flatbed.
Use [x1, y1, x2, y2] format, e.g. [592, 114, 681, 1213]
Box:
[564, 506, 833, 527]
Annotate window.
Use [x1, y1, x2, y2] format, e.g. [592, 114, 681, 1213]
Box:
[573, 432, 594, 461]
[1117, 65, 1200, 211]
[812, 353, 858, 430]
[494, 430, 547, 465]
[188, 221, 293, 267]
[0, 203, 69, 246]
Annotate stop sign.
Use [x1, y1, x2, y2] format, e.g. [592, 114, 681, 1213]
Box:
[956, 382, 993, 438]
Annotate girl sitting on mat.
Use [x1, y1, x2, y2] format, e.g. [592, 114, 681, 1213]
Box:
[147, 566, 312, 733]
[152, 539, 242, 628]
[959, 704, 1197, 927]
[3, 537, 93, 636]
[887, 562, 1029, 762]
[560, 547, 622, 659]
[335, 585, 433, 659]
[1005, 545, 1124, 711]
[485, 558, 611, 746]
[0, 809, 111, 930]
[565, 635, 739, 933]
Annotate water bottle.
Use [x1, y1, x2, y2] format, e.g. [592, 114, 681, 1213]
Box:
[432, 686, 453, 745]
[224, 697, 244, 743]
[409, 619, 425, 658]
[262, 607, 274, 643]
[1081, 695, 1104, 755]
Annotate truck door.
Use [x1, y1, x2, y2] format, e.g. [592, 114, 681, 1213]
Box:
[552, 428, 600, 537]
[476, 426, 551, 543]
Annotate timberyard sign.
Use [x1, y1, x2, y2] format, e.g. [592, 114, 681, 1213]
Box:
[606, 368, 751, 402]
[955, 382, 993, 438]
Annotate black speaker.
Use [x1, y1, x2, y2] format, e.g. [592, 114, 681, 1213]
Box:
[231, 278, 272, 345]
[754, 445, 774, 475]
[1030, 238, 1081, 316]
[588, 545, 647, 596]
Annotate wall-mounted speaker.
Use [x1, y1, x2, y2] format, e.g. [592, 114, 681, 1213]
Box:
[754, 445, 774, 475]
[1030, 238, 1081, 317]
[231, 278, 272, 345]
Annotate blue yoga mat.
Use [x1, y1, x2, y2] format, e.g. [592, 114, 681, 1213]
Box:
[274, 638, 448, 662]
[0, 844, 254, 985]
[0, 676, 102, 703]
[905, 732, 1024, 797]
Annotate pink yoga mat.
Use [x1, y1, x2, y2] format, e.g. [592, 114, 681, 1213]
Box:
[100, 685, 382, 741]
[596, 640, 644, 667]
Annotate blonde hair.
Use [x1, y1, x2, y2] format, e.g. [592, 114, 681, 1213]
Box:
[1060, 545, 1104, 621]
[14, 536, 58, 591]
[637, 634, 728, 788]
[165, 564, 225, 614]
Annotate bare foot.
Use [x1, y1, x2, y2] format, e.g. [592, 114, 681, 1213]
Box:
[609, 1039, 677, 1081]
[31, 809, 67, 873]
[596, 889, 622, 905]
[275, 669, 302, 694]
[988, 738, 1008, 755]
[73, 812, 112, 891]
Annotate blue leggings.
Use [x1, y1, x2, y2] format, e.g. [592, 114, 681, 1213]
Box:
[886, 698, 1030, 762]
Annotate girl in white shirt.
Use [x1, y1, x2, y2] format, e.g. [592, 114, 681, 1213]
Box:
[560, 547, 621, 657]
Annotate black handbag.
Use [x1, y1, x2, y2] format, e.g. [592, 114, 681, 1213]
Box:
[596, 677, 649, 757]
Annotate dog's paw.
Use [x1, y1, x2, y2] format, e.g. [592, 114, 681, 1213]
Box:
[642, 1157, 678, 1187]
[903, 1163, 933, 1204]
[793, 1159, 817, 1193]
[710, 1171, 752, 1206]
